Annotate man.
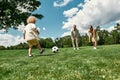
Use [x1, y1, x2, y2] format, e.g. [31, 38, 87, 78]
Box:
[71, 25, 80, 50]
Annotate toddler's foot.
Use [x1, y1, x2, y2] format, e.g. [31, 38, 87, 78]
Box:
[40, 49, 45, 54]
[29, 54, 33, 57]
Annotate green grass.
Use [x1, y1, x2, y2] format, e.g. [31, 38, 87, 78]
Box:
[0, 45, 120, 80]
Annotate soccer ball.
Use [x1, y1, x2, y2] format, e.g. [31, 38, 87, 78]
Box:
[52, 46, 59, 53]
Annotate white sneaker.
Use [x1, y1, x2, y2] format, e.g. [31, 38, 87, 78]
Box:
[93, 47, 96, 49]
[29, 54, 33, 57]
[73, 48, 76, 50]
[77, 48, 79, 50]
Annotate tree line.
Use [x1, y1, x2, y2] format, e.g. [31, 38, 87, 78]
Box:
[0, 1, 120, 50]
[0, 23, 120, 50]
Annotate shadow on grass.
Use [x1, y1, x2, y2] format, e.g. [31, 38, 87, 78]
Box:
[82, 46, 104, 50]
[35, 53, 57, 57]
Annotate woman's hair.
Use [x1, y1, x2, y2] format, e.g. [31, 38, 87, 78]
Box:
[89, 25, 93, 30]
[27, 16, 36, 24]
[88, 25, 94, 33]
[89, 25, 93, 28]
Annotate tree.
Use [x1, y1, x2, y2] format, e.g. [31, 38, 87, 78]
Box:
[110, 23, 120, 44]
[115, 23, 120, 43]
[95, 26, 101, 32]
[45, 38, 55, 48]
[0, 0, 43, 31]
[55, 37, 64, 48]
[39, 38, 46, 48]
[0, 45, 5, 50]
[61, 36, 72, 48]
[81, 34, 89, 46]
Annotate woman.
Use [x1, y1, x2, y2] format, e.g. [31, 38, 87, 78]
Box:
[88, 25, 99, 49]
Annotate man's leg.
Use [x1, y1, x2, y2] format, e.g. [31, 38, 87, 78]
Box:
[75, 38, 79, 50]
[71, 38, 75, 50]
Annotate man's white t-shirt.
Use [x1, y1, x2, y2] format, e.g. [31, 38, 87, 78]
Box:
[24, 23, 38, 41]
[71, 29, 80, 39]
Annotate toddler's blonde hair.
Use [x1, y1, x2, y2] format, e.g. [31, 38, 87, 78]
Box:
[27, 16, 36, 24]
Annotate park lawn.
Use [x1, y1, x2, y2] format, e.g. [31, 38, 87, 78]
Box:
[0, 45, 120, 80]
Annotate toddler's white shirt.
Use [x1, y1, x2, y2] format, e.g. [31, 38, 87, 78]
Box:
[24, 23, 38, 41]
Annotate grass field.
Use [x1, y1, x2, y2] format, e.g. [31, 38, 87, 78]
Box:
[0, 45, 120, 80]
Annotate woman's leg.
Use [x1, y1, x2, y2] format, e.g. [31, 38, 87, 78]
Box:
[92, 37, 97, 49]
[93, 41, 97, 49]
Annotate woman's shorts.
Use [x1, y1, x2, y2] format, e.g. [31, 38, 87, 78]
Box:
[92, 35, 99, 42]
[92, 37, 96, 42]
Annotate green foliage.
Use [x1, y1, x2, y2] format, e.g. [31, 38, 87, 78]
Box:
[81, 34, 88, 46]
[39, 38, 55, 48]
[97, 24, 120, 45]
[0, 45, 5, 50]
[1, 23, 120, 49]
[44, 38, 55, 48]
[110, 30, 120, 44]
[55, 38, 64, 48]
[0, 45, 120, 80]
[0, 0, 43, 30]
[61, 36, 72, 47]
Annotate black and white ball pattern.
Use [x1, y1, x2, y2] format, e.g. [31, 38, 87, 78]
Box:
[52, 46, 59, 53]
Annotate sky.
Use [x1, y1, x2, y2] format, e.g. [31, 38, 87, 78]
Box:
[0, 0, 120, 47]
